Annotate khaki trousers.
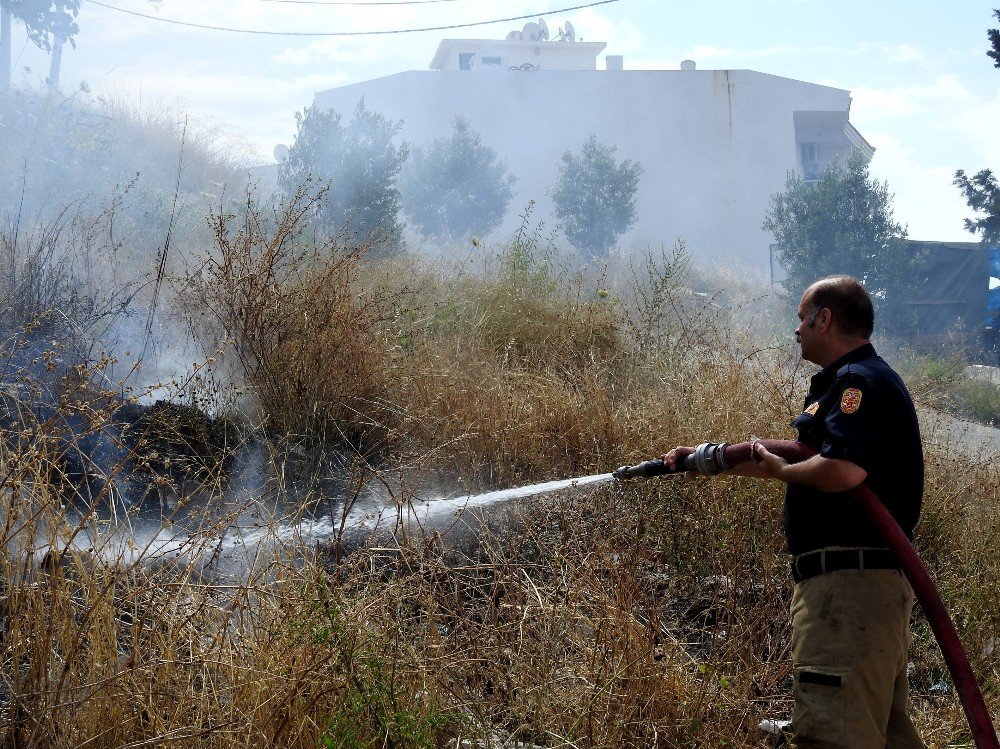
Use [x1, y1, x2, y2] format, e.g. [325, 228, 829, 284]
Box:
[789, 568, 925, 749]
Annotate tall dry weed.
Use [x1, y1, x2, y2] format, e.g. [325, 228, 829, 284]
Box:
[185, 187, 401, 451]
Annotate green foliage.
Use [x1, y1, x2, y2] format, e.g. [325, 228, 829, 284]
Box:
[988, 8, 1000, 68]
[302, 580, 456, 749]
[625, 240, 693, 358]
[948, 376, 1000, 425]
[901, 353, 1000, 426]
[401, 115, 515, 241]
[954, 10, 1000, 243]
[493, 201, 560, 291]
[762, 152, 916, 334]
[954, 168, 1000, 244]
[279, 100, 409, 256]
[321, 676, 453, 749]
[1, 0, 80, 52]
[550, 134, 643, 261]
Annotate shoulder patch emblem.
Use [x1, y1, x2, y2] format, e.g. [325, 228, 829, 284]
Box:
[804, 401, 820, 416]
[840, 387, 863, 414]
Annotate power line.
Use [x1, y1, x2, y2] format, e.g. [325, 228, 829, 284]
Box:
[256, 0, 461, 5]
[85, 0, 621, 36]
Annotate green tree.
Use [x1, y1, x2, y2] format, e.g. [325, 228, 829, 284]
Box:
[953, 9, 1000, 244]
[400, 116, 515, 241]
[550, 134, 643, 260]
[1, 0, 80, 88]
[988, 7, 999, 68]
[1, 0, 78, 50]
[762, 153, 916, 333]
[279, 100, 409, 255]
[954, 169, 1000, 244]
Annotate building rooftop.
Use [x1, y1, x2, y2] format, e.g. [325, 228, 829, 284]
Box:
[430, 21, 607, 71]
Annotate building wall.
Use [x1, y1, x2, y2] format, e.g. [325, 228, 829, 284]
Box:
[313, 67, 867, 269]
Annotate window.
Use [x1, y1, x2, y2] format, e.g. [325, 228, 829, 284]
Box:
[459, 52, 475, 71]
[801, 142, 820, 181]
[481, 56, 501, 66]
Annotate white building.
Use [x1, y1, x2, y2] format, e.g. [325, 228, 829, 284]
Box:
[312, 27, 873, 269]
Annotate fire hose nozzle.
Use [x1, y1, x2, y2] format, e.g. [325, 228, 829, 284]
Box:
[612, 442, 732, 480]
[612, 459, 675, 480]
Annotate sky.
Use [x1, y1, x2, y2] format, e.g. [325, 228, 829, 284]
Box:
[8, 0, 1000, 242]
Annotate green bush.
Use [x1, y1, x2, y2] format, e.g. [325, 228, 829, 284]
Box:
[948, 377, 1000, 425]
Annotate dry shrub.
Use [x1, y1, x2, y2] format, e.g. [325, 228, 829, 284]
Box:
[186, 187, 400, 450]
[185, 197, 637, 480]
[384, 237, 712, 485]
[1, 547, 453, 747]
[0, 199, 143, 349]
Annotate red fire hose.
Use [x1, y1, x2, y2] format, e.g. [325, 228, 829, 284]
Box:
[614, 439, 998, 748]
[725, 439, 998, 749]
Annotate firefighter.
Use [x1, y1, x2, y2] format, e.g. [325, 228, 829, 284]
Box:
[666, 275, 925, 749]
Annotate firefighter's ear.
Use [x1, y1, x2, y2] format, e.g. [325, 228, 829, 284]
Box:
[815, 307, 832, 330]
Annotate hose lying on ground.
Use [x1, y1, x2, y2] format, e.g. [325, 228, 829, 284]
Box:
[614, 439, 999, 749]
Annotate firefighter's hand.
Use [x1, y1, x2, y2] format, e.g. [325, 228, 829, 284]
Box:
[751, 440, 790, 480]
[662, 446, 697, 477]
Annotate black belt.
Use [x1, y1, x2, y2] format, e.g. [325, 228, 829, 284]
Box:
[791, 548, 900, 583]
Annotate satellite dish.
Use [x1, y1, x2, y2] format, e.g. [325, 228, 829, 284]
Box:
[273, 143, 289, 163]
[564, 20, 576, 42]
[506, 30, 523, 41]
[538, 18, 549, 41]
[522, 21, 541, 41]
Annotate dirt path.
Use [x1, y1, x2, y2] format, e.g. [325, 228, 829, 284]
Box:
[919, 407, 1000, 456]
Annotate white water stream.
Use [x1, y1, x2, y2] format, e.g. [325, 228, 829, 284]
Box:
[70, 472, 617, 576]
[379, 473, 615, 526]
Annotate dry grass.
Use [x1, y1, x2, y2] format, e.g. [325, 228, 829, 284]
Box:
[0, 196, 997, 748]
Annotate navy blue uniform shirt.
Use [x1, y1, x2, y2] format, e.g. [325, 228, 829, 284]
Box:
[784, 343, 923, 556]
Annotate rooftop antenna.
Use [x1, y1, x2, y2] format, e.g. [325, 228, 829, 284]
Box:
[273, 144, 289, 163]
[564, 20, 576, 43]
[522, 21, 541, 41]
[506, 30, 523, 41]
[537, 18, 549, 41]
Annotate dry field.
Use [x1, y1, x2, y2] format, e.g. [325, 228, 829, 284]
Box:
[0, 193, 997, 748]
